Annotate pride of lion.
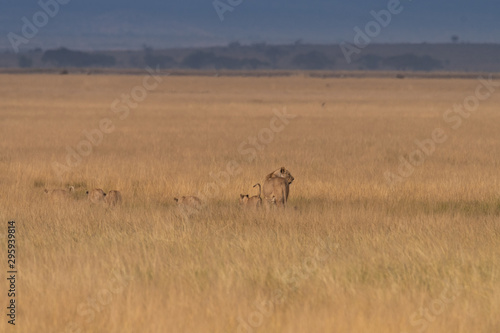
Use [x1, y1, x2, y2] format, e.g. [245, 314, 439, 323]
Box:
[43, 167, 294, 211]
[44, 187, 122, 208]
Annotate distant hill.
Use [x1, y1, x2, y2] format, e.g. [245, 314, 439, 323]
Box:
[1, 43, 500, 72]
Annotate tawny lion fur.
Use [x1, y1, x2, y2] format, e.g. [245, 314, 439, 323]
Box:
[262, 167, 294, 208]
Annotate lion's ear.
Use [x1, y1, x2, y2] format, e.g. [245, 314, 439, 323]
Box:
[240, 194, 244, 198]
[280, 167, 285, 173]
[174, 197, 178, 202]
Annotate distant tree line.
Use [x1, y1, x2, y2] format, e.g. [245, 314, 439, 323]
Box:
[14, 46, 443, 72]
[292, 51, 335, 70]
[42, 48, 116, 67]
[180, 51, 268, 70]
[356, 53, 443, 71]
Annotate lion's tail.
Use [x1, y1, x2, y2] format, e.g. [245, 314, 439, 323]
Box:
[253, 183, 261, 198]
[282, 186, 287, 208]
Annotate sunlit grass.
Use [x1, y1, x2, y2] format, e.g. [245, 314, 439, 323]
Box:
[0, 73, 499, 333]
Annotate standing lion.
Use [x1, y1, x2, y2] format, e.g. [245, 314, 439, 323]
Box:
[262, 167, 294, 207]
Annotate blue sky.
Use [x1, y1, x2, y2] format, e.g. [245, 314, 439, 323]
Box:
[1, 0, 498, 51]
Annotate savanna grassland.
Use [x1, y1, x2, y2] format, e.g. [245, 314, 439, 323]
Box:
[0, 72, 499, 333]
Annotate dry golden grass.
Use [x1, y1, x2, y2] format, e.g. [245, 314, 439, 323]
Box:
[0, 73, 499, 333]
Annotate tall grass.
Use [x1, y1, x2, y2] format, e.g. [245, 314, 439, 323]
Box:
[0, 74, 499, 332]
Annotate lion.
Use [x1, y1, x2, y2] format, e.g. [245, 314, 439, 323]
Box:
[86, 188, 106, 204]
[239, 183, 262, 209]
[174, 196, 203, 218]
[44, 186, 74, 201]
[104, 190, 122, 207]
[174, 196, 202, 208]
[262, 167, 294, 208]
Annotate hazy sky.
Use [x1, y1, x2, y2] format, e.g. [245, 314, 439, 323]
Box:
[1, 0, 498, 51]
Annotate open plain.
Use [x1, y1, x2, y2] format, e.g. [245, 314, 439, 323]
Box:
[0, 72, 499, 332]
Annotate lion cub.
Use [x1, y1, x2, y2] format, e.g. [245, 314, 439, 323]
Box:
[239, 183, 262, 209]
[105, 190, 122, 207]
[86, 188, 106, 204]
[44, 186, 74, 201]
[174, 196, 202, 208]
